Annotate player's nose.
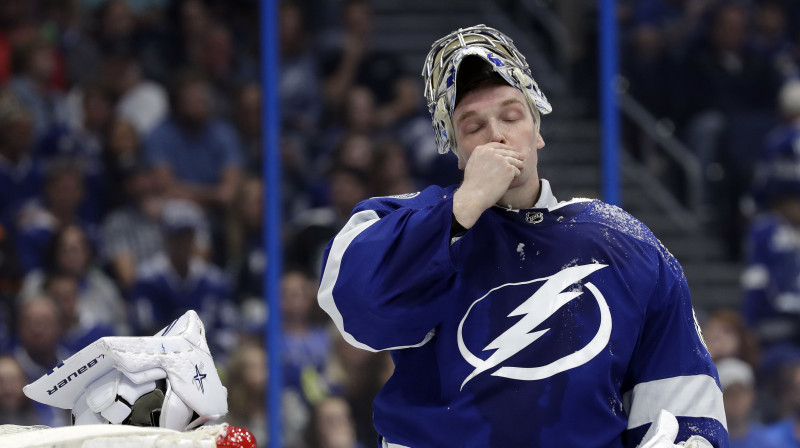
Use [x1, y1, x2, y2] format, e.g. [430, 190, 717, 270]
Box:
[488, 120, 506, 144]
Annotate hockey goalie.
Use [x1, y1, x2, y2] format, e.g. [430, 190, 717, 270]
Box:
[0, 310, 256, 448]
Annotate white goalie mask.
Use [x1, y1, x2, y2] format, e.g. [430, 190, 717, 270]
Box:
[23, 310, 228, 431]
[422, 24, 553, 155]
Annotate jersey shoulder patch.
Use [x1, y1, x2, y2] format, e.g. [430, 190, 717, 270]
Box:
[355, 185, 456, 215]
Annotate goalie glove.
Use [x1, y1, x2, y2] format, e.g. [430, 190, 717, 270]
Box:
[637, 410, 714, 448]
[23, 310, 228, 431]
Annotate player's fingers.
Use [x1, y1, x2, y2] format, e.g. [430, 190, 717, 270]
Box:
[492, 147, 524, 161]
[479, 142, 516, 155]
[505, 156, 524, 169]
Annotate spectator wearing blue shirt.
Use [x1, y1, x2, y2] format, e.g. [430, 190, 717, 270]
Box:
[717, 357, 780, 448]
[12, 296, 69, 382]
[43, 272, 115, 354]
[20, 224, 126, 336]
[36, 83, 112, 224]
[11, 296, 71, 427]
[144, 69, 243, 211]
[764, 361, 800, 447]
[743, 81, 800, 347]
[14, 161, 96, 273]
[0, 90, 43, 228]
[281, 268, 332, 403]
[7, 37, 68, 144]
[130, 199, 236, 356]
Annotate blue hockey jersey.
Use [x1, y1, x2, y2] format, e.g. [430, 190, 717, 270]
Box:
[741, 212, 800, 346]
[318, 180, 728, 447]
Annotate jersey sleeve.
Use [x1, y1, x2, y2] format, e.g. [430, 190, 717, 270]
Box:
[317, 191, 458, 352]
[623, 247, 729, 447]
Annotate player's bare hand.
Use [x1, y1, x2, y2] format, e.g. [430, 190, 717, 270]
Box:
[453, 143, 524, 229]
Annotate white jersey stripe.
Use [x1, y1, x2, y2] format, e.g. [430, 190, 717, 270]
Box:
[382, 437, 412, 448]
[318, 209, 436, 352]
[622, 374, 727, 430]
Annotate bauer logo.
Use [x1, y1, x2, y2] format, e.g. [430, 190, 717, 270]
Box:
[457, 264, 611, 389]
[46, 354, 105, 395]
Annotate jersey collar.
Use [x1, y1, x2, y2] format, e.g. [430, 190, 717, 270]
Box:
[492, 179, 558, 212]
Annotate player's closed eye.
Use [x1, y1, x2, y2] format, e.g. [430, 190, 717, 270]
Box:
[502, 110, 523, 122]
[465, 124, 484, 134]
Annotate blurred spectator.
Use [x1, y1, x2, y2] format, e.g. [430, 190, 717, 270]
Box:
[38, 83, 111, 223]
[681, 2, 781, 171]
[323, 132, 374, 176]
[67, 0, 171, 85]
[317, 86, 378, 161]
[20, 224, 126, 335]
[167, 0, 211, 71]
[622, 24, 677, 120]
[0, 89, 43, 226]
[43, 271, 114, 353]
[287, 165, 370, 277]
[320, 0, 416, 129]
[282, 136, 315, 221]
[763, 360, 800, 445]
[280, 2, 322, 139]
[282, 268, 332, 405]
[226, 342, 309, 448]
[100, 52, 169, 137]
[227, 176, 264, 308]
[130, 199, 235, 354]
[306, 396, 365, 448]
[0, 221, 22, 328]
[742, 81, 800, 347]
[370, 139, 417, 197]
[11, 296, 70, 427]
[194, 21, 257, 119]
[631, 0, 715, 47]
[0, 0, 43, 85]
[7, 36, 67, 142]
[235, 82, 262, 173]
[752, 0, 792, 60]
[702, 309, 760, 369]
[144, 69, 243, 210]
[0, 355, 41, 426]
[100, 164, 160, 291]
[102, 118, 143, 209]
[38, 83, 109, 166]
[102, 166, 209, 291]
[324, 333, 392, 448]
[14, 160, 95, 272]
[12, 296, 68, 381]
[226, 343, 268, 447]
[717, 357, 778, 448]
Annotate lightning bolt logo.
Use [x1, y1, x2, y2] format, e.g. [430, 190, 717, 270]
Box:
[457, 264, 612, 389]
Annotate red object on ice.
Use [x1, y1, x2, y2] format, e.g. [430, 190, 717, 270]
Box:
[216, 425, 257, 448]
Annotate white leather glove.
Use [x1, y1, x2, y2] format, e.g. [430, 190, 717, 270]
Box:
[23, 310, 228, 431]
[638, 410, 714, 448]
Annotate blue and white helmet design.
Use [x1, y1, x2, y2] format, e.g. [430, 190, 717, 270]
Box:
[422, 24, 553, 155]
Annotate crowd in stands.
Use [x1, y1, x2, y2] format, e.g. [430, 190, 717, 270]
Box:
[3, 1, 800, 448]
[618, 0, 800, 255]
[0, 0, 434, 446]
[618, 1, 800, 447]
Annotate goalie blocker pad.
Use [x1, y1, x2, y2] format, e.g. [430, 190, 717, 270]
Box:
[23, 310, 228, 430]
